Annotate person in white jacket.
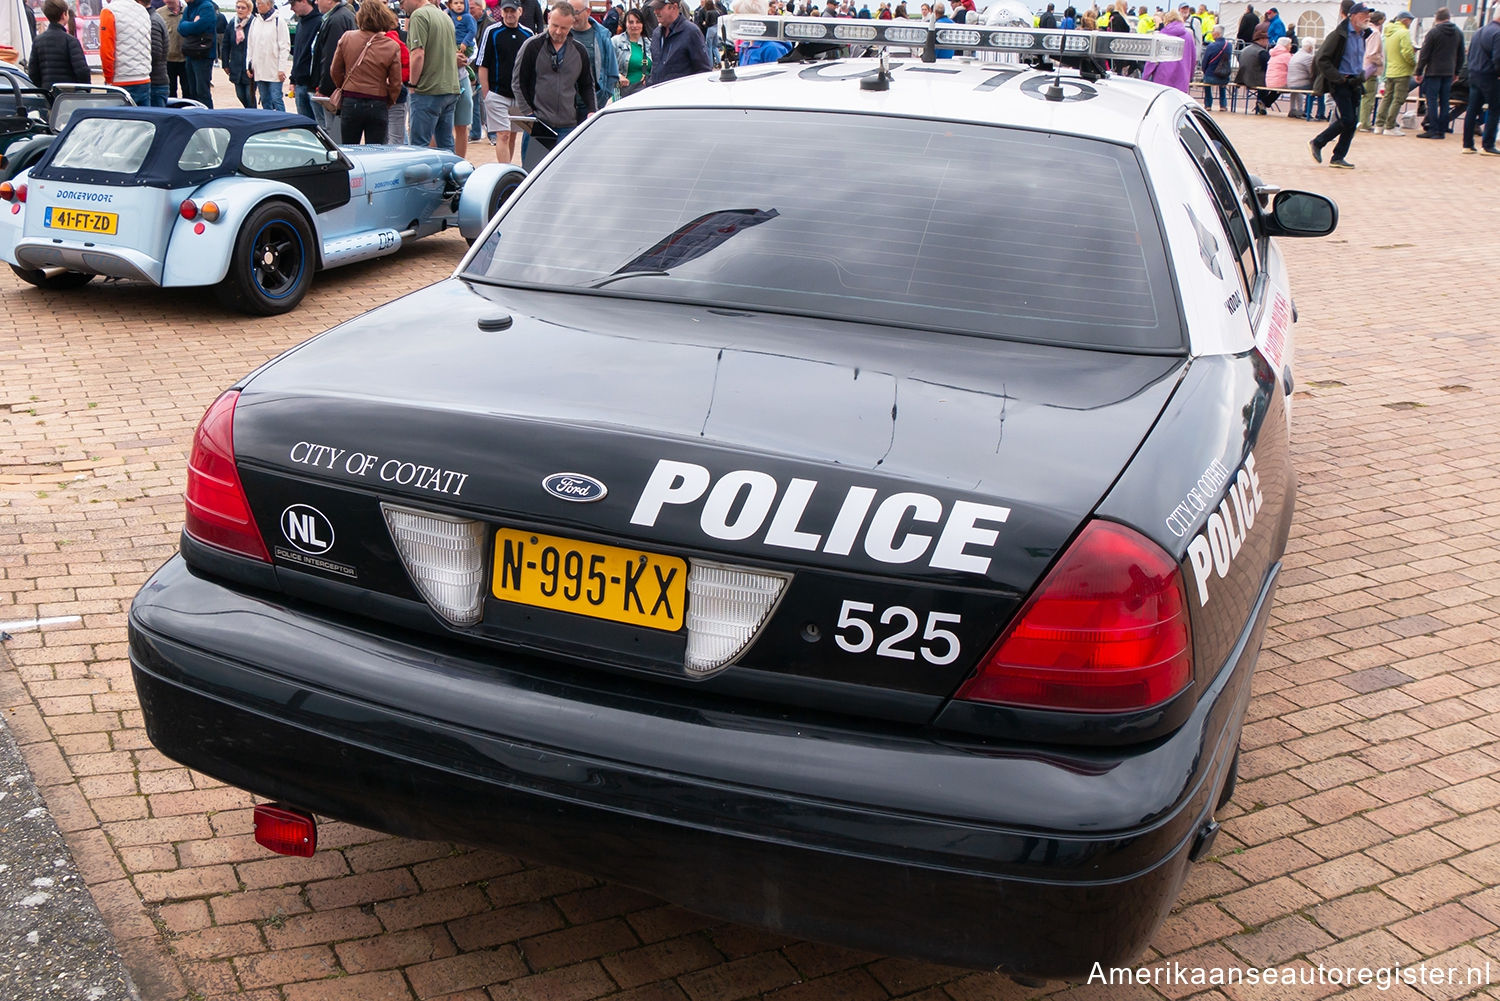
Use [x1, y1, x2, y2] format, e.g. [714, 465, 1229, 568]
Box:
[246, 0, 291, 109]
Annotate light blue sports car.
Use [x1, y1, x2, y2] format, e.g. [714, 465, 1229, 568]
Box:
[0, 107, 524, 314]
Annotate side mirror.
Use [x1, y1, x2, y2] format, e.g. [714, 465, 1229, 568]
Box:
[1263, 190, 1337, 237]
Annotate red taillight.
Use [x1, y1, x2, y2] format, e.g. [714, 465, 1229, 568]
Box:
[0, 181, 20, 202]
[957, 520, 1192, 713]
[179, 199, 198, 220]
[184, 390, 270, 561]
[253, 804, 317, 857]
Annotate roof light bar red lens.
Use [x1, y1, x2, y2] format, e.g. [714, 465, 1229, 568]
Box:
[253, 804, 317, 857]
[184, 390, 271, 562]
[958, 520, 1193, 713]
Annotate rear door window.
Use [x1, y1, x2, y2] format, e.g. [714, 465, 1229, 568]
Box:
[466, 108, 1185, 353]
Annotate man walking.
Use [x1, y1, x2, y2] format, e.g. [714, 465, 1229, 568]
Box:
[1463, 4, 1500, 154]
[288, 0, 322, 121]
[312, 0, 355, 133]
[477, 0, 530, 161]
[511, 2, 595, 141]
[101, 0, 155, 104]
[1375, 9, 1415, 134]
[645, 0, 707, 86]
[1309, 0, 1371, 168]
[1413, 7, 1463, 139]
[404, 0, 461, 150]
[176, 0, 218, 106]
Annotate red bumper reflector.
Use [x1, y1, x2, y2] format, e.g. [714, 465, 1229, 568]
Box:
[253, 804, 317, 857]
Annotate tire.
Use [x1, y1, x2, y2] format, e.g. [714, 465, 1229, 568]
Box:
[215, 200, 315, 315]
[467, 168, 526, 247]
[9, 263, 94, 289]
[488, 168, 525, 219]
[1216, 746, 1240, 811]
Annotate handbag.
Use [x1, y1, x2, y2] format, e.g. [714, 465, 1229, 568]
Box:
[329, 34, 378, 113]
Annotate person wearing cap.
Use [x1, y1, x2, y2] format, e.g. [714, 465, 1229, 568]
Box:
[1264, 5, 1284, 46]
[645, 0, 708, 86]
[1463, 4, 1500, 153]
[1413, 7, 1463, 139]
[1375, 10, 1416, 134]
[1309, 0, 1371, 167]
[477, 0, 531, 160]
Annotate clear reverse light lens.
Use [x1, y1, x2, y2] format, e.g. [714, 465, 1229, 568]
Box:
[684, 561, 790, 677]
[382, 503, 487, 627]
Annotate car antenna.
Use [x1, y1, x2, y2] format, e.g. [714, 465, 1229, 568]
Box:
[719, 23, 738, 80]
[861, 47, 892, 90]
[1044, 64, 1065, 101]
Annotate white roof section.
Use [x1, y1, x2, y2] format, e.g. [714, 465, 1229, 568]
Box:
[605, 58, 1193, 148]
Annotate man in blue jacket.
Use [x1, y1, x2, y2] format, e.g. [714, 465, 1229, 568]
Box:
[176, 0, 219, 106]
[1265, 6, 1285, 46]
[1464, 5, 1500, 153]
[645, 0, 708, 87]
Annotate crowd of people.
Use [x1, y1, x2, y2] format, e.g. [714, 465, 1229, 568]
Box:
[22, 0, 1500, 162]
[1206, 1, 1499, 164]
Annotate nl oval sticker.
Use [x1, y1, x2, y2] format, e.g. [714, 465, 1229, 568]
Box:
[542, 472, 608, 503]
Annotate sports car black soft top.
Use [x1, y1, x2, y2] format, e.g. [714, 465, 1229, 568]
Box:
[31, 107, 319, 188]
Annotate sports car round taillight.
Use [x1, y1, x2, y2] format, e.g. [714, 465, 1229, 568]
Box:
[179, 199, 199, 220]
[199, 200, 221, 222]
[184, 390, 270, 562]
[0, 181, 21, 202]
[957, 520, 1192, 713]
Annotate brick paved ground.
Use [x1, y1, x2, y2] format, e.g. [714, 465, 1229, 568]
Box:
[3, 97, 1500, 1001]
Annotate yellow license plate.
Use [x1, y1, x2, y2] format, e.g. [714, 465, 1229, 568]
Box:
[492, 528, 687, 632]
[43, 207, 119, 235]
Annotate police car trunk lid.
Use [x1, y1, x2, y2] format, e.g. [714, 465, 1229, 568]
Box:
[228, 280, 1185, 705]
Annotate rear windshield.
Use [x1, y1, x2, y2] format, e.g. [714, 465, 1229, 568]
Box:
[465, 108, 1183, 351]
[52, 119, 156, 174]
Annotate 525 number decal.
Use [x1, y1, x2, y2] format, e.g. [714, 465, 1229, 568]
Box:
[834, 600, 962, 665]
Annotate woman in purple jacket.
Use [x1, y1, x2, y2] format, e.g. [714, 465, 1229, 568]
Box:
[1142, 9, 1196, 93]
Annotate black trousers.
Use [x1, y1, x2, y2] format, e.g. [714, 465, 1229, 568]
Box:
[1312, 82, 1360, 161]
[1465, 72, 1500, 151]
[340, 97, 390, 144]
[167, 60, 185, 98]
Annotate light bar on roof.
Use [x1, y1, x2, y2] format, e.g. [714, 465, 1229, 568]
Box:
[721, 15, 1185, 62]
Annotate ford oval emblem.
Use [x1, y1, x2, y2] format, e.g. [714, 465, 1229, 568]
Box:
[542, 472, 608, 503]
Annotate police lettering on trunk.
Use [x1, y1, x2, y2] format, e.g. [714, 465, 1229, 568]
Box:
[630, 459, 1011, 576]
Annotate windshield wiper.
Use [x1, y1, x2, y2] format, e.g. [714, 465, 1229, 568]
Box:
[585, 270, 670, 289]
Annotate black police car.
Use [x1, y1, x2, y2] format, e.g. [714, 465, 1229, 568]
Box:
[128, 17, 1338, 978]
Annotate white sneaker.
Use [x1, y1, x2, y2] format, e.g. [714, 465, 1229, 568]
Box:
[1374, 126, 1384, 134]
[1387, 127, 1406, 136]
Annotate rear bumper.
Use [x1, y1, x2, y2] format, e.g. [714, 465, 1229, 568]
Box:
[128, 554, 1275, 977]
[11, 238, 162, 283]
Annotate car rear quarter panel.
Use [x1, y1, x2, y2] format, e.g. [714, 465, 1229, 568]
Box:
[161, 176, 320, 286]
[1095, 350, 1293, 699]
